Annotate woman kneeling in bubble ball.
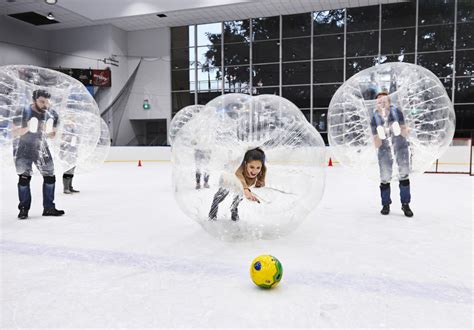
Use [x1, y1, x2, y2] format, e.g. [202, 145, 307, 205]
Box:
[208, 148, 266, 221]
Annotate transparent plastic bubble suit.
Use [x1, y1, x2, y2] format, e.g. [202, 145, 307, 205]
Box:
[172, 93, 326, 241]
[0, 65, 101, 174]
[328, 62, 455, 182]
[76, 118, 111, 173]
[168, 105, 205, 145]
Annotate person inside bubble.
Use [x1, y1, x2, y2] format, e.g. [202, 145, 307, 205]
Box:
[208, 147, 266, 221]
[370, 87, 413, 217]
[11, 89, 65, 219]
[60, 118, 80, 194]
[192, 139, 211, 190]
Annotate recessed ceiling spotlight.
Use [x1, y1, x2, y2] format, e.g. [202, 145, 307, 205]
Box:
[46, 12, 55, 20]
[157, 14, 167, 18]
[45, 0, 57, 5]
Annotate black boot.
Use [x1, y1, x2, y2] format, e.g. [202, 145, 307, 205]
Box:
[63, 177, 72, 194]
[401, 204, 414, 217]
[18, 207, 29, 219]
[43, 208, 65, 216]
[69, 177, 80, 193]
[380, 204, 390, 215]
[231, 209, 239, 221]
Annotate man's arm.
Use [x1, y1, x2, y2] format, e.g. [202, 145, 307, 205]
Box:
[396, 108, 409, 138]
[373, 135, 382, 148]
[11, 123, 28, 137]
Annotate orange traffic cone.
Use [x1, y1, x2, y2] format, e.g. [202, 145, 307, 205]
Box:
[138, 160, 142, 167]
[328, 158, 333, 167]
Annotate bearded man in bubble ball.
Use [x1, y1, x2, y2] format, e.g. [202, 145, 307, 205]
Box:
[12, 89, 65, 219]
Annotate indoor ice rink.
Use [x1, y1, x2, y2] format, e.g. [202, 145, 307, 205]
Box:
[1, 0, 473, 328]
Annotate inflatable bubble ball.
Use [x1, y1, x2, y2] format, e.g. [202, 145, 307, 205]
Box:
[327, 62, 455, 182]
[0, 65, 101, 175]
[172, 93, 326, 241]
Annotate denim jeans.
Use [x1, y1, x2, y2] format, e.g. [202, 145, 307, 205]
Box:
[377, 137, 410, 184]
[18, 177, 56, 210]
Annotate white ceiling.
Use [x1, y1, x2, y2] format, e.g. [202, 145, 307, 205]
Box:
[0, 0, 406, 31]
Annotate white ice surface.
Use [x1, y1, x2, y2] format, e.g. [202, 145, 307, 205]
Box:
[0, 162, 472, 328]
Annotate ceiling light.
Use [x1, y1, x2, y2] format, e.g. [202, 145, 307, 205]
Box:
[46, 12, 55, 20]
[45, 0, 57, 4]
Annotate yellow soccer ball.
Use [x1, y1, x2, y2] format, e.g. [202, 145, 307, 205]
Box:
[250, 255, 283, 289]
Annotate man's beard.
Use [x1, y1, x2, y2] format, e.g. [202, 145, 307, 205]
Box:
[35, 103, 47, 113]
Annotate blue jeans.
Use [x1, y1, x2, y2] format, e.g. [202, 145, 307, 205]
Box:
[18, 176, 56, 210]
[377, 137, 410, 184]
[16, 152, 56, 210]
[380, 180, 411, 206]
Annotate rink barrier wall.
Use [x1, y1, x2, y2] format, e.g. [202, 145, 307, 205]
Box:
[105, 146, 473, 174]
[105, 146, 171, 163]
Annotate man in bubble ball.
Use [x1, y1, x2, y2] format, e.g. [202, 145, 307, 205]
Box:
[12, 89, 65, 219]
[192, 139, 211, 189]
[208, 148, 266, 221]
[60, 118, 80, 194]
[371, 88, 413, 217]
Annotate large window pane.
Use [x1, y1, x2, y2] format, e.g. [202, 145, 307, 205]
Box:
[224, 66, 249, 91]
[197, 46, 220, 68]
[456, 50, 474, 77]
[197, 67, 222, 90]
[172, 69, 194, 91]
[417, 52, 453, 77]
[418, 25, 454, 52]
[381, 28, 415, 55]
[171, 48, 193, 70]
[346, 57, 376, 79]
[282, 86, 310, 108]
[313, 34, 343, 59]
[197, 23, 221, 46]
[458, 1, 474, 23]
[282, 38, 311, 61]
[252, 16, 279, 41]
[442, 77, 453, 101]
[419, 0, 455, 25]
[313, 59, 343, 83]
[457, 23, 474, 49]
[313, 9, 345, 35]
[171, 26, 194, 48]
[224, 43, 249, 66]
[454, 105, 474, 130]
[197, 90, 222, 105]
[282, 13, 311, 38]
[224, 20, 250, 43]
[282, 62, 310, 85]
[253, 64, 279, 87]
[455, 77, 474, 103]
[382, 2, 416, 28]
[172, 91, 195, 115]
[346, 5, 379, 32]
[313, 84, 341, 108]
[253, 40, 280, 64]
[346, 31, 378, 57]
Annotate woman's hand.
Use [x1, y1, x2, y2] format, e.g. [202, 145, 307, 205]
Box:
[244, 188, 260, 202]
